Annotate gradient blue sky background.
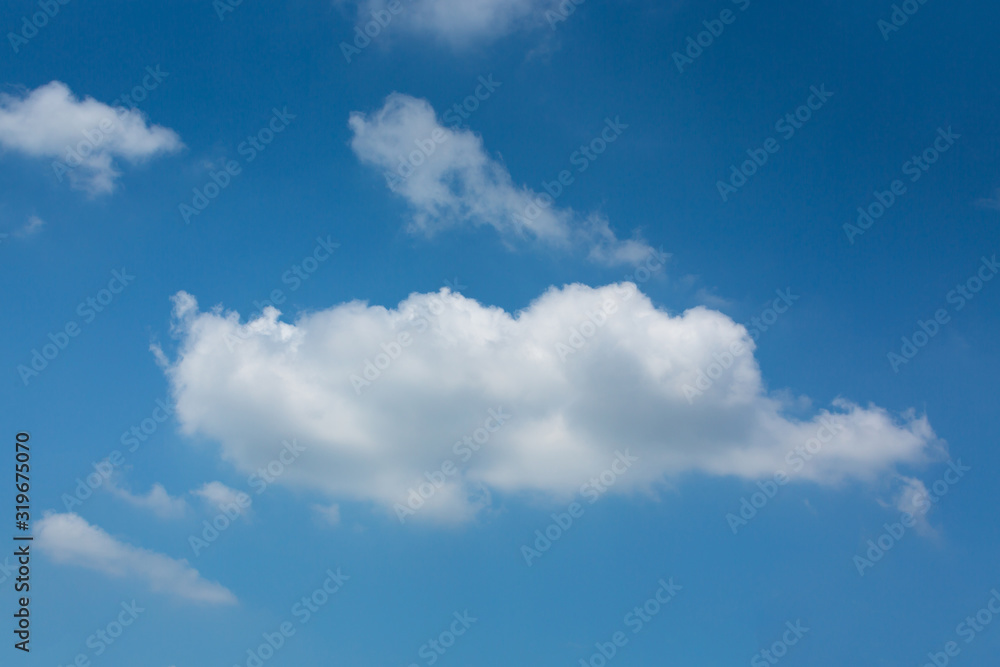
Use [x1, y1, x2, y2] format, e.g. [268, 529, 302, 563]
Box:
[2, 0, 1000, 665]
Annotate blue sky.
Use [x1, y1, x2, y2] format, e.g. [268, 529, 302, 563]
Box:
[2, 0, 1000, 665]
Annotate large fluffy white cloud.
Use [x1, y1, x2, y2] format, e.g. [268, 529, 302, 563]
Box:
[0, 81, 182, 194]
[157, 283, 942, 523]
[359, 0, 561, 44]
[349, 93, 652, 265]
[36, 513, 236, 605]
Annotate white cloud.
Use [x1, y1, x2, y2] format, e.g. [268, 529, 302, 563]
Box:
[976, 188, 1000, 211]
[5, 215, 45, 241]
[360, 0, 560, 44]
[349, 94, 651, 265]
[36, 513, 236, 605]
[313, 503, 342, 526]
[157, 284, 942, 523]
[106, 479, 187, 519]
[890, 476, 935, 536]
[15, 215, 44, 237]
[193, 481, 252, 519]
[0, 81, 182, 195]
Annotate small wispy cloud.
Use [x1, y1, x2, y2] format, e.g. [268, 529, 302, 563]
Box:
[359, 0, 562, 46]
[106, 478, 188, 519]
[37, 512, 236, 605]
[6, 215, 45, 240]
[192, 481, 252, 520]
[975, 188, 1000, 211]
[17, 215, 44, 236]
[312, 503, 341, 527]
[349, 93, 652, 265]
[889, 475, 936, 537]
